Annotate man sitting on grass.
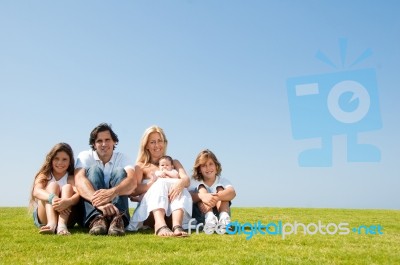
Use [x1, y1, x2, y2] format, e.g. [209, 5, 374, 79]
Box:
[75, 123, 136, 236]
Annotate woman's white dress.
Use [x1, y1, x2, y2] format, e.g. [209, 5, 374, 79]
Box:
[126, 178, 192, 231]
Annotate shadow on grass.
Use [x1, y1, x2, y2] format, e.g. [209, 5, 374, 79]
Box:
[67, 225, 155, 235]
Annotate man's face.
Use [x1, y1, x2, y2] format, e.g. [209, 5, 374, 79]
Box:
[94, 130, 115, 162]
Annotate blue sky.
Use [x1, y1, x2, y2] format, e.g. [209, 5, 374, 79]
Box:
[1, 1, 399, 209]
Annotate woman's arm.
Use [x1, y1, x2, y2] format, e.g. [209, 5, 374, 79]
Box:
[173, 159, 190, 187]
[169, 159, 190, 202]
[130, 164, 157, 196]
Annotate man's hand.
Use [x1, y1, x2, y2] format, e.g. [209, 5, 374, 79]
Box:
[92, 189, 116, 207]
[97, 203, 119, 217]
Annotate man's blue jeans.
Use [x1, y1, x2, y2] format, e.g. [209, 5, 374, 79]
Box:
[81, 165, 130, 227]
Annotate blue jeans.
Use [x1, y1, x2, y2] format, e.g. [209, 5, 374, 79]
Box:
[81, 165, 130, 227]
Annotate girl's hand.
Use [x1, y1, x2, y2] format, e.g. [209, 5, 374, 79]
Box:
[52, 197, 70, 212]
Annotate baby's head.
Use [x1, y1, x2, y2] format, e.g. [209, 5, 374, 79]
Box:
[159, 155, 174, 171]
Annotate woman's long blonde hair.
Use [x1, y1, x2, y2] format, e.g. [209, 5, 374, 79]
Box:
[136, 125, 168, 166]
[28, 143, 75, 211]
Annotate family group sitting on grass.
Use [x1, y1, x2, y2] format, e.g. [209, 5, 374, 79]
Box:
[29, 123, 236, 237]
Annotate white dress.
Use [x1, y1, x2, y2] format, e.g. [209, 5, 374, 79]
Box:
[126, 178, 193, 231]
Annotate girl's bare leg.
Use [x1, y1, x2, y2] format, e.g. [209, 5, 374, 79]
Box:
[56, 184, 74, 235]
[39, 182, 60, 234]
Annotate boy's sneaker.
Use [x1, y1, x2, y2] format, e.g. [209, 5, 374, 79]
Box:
[205, 214, 218, 226]
[218, 215, 231, 233]
[204, 214, 218, 234]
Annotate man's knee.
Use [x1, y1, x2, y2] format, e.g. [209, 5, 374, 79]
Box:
[114, 167, 127, 177]
[111, 167, 127, 183]
[86, 165, 103, 181]
[86, 165, 106, 190]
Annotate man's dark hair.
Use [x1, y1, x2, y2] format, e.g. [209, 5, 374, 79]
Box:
[89, 123, 119, 150]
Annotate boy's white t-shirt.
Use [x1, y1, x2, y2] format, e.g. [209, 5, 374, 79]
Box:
[189, 176, 233, 193]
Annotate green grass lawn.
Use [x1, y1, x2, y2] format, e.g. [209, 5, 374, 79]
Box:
[0, 207, 399, 264]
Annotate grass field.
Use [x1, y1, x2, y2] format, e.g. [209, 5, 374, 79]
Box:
[0, 207, 399, 264]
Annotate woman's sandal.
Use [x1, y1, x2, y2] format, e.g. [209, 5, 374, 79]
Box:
[155, 225, 174, 237]
[39, 225, 56, 235]
[172, 225, 189, 237]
